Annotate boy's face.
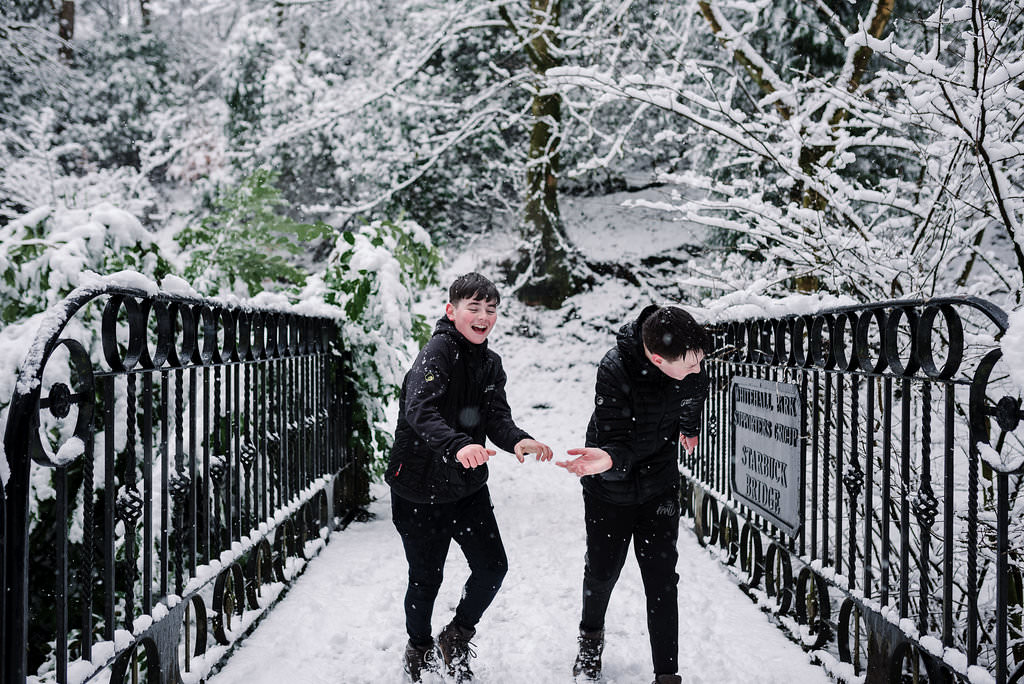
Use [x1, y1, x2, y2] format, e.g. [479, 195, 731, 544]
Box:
[646, 347, 704, 381]
[446, 296, 498, 345]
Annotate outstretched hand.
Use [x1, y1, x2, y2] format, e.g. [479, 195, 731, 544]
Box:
[556, 447, 613, 477]
[456, 444, 495, 469]
[514, 438, 554, 463]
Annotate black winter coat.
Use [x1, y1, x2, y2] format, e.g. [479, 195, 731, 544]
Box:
[583, 304, 710, 505]
[385, 316, 531, 503]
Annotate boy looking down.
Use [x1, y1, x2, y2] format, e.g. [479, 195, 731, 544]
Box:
[558, 305, 712, 684]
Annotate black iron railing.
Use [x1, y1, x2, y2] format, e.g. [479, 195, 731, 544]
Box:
[682, 296, 1024, 684]
[1, 283, 362, 683]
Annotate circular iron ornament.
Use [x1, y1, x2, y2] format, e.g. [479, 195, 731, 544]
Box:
[278, 315, 291, 357]
[763, 543, 793, 614]
[109, 636, 160, 684]
[168, 302, 198, 367]
[252, 313, 267, 360]
[832, 312, 859, 373]
[794, 568, 832, 650]
[179, 593, 208, 667]
[265, 314, 280, 358]
[304, 500, 321, 547]
[791, 316, 812, 368]
[884, 306, 921, 377]
[219, 308, 238, 362]
[854, 309, 888, 375]
[837, 598, 868, 674]
[196, 306, 216, 365]
[295, 318, 309, 356]
[332, 475, 347, 526]
[47, 383, 72, 419]
[889, 641, 948, 683]
[773, 319, 792, 367]
[691, 486, 707, 547]
[738, 523, 764, 589]
[236, 312, 253, 362]
[809, 314, 836, 369]
[284, 515, 303, 560]
[726, 322, 744, 362]
[700, 495, 720, 548]
[247, 539, 276, 610]
[748, 320, 766, 364]
[273, 522, 291, 583]
[101, 295, 145, 372]
[139, 300, 172, 370]
[969, 349, 1024, 474]
[289, 315, 301, 356]
[32, 338, 95, 468]
[917, 304, 964, 379]
[680, 477, 693, 518]
[995, 396, 1023, 432]
[316, 490, 330, 532]
[318, 319, 331, 354]
[212, 563, 246, 645]
[718, 506, 740, 565]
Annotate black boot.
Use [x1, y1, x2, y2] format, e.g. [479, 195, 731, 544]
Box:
[572, 628, 604, 682]
[437, 621, 476, 683]
[404, 638, 439, 682]
[652, 675, 682, 684]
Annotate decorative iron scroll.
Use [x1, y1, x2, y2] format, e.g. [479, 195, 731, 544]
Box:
[682, 296, 1024, 684]
[2, 284, 359, 684]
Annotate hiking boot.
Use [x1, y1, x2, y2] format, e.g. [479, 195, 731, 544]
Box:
[404, 638, 439, 682]
[572, 628, 604, 681]
[437, 621, 476, 683]
[652, 675, 682, 684]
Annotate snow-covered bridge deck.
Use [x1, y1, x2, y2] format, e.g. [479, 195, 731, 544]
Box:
[208, 311, 830, 684]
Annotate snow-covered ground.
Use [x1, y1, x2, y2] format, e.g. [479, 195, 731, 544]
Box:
[207, 234, 830, 684]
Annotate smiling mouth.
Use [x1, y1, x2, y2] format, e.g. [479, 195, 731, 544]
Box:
[472, 325, 489, 334]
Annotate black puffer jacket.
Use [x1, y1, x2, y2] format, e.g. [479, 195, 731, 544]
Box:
[583, 304, 710, 505]
[385, 316, 531, 504]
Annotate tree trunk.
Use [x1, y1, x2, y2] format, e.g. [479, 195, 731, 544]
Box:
[514, 0, 586, 308]
[140, 0, 151, 28]
[57, 1, 74, 63]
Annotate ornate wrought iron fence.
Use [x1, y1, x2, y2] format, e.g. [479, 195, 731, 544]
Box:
[682, 296, 1024, 684]
[1, 283, 362, 684]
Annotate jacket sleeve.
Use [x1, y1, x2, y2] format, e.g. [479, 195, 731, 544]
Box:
[590, 351, 638, 481]
[484, 360, 531, 453]
[403, 339, 473, 462]
[679, 372, 710, 437]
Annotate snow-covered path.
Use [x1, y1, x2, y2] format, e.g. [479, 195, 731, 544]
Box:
[207, 297, 831, 684]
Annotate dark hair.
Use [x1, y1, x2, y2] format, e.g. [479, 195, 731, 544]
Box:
[449, 272, 500, 305]
[641, 306, 712, 360]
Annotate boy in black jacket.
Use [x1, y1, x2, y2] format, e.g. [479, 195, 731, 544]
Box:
[386, 272, 552, 683]
[557, 305, 712, 684]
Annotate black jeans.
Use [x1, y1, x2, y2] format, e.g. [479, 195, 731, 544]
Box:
[392, 485, 508, 645]
[580, 485, 680, 675]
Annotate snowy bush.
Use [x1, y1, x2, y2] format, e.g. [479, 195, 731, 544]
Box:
[310, 217, 440, 476]
[175, 168, 331, 297]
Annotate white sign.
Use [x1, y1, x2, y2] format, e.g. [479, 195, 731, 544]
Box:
[730, 376, 802, 535]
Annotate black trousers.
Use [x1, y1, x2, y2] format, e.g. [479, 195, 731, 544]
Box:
[392, 485, 508, 645]
[580, 485, 680, 675]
